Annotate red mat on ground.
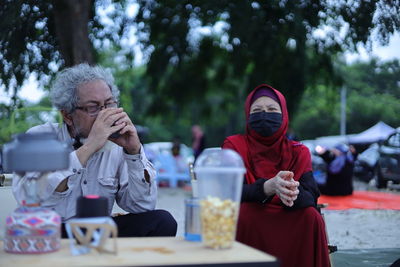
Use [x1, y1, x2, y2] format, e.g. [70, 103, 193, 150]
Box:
[318, 191, 400, 210]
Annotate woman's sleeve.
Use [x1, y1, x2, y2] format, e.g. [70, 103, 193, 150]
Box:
[288, 171, 320, 209]
[221, 138, 234, 150]
[241, 179, 274, 203]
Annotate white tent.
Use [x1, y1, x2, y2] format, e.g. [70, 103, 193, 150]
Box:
[348, 121, 395, 144]
[315, 134, 355, 148]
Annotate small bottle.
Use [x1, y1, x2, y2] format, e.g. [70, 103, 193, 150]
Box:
[184, 197, 201, 242]
[189, 162, 196, 180]
[185, 163, 201, 242]
[189, 163, 198, 198]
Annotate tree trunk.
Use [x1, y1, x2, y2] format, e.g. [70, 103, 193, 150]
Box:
[52, 0, 94, 66]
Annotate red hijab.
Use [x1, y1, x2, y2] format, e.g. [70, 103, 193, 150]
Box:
[224, 84, 312, 183]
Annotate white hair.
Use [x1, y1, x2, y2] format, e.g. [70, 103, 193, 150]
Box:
[50, 63, 120, 113]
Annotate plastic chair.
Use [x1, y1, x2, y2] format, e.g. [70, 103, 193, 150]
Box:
[156, 153, 190, 188]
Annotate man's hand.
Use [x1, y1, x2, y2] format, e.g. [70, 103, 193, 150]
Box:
[76, 108, 137, 165]
[263, 171, 299, 207]
[83, 108, 126, 152]
[107, 108, 141, 155]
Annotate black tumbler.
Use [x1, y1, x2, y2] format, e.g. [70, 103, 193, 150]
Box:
[76, 195, 109, 218]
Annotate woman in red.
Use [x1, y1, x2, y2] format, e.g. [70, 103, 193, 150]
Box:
[222, 84, 330, 267]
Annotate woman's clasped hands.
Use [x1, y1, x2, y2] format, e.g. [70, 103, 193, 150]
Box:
[263, 171, 299, 207]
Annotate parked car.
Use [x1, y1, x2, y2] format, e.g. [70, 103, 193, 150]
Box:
[353, 143, 380, 182]
[375, 128, 400, 188]
[144, 142, 194, 164]
[143, 142, 194, 187]
[301, 140, 327, 185]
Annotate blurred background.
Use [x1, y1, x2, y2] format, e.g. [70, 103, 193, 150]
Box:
[0, 1, 399, 188]
[1, 4, 400, 264]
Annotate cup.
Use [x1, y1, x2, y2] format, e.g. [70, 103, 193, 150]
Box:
[65, 195, 117, 255]
[194, 149, 245, 249]
[184, 197, 201, 241]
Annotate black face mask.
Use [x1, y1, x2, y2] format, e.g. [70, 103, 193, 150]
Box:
[248, 111, 282, 137]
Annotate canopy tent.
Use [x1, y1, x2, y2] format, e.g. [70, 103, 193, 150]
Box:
[315, 134, 355, 148]
[348, 121, 395, 144]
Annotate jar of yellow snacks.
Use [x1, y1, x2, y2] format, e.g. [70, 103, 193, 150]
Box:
[194, 149, 245, 249]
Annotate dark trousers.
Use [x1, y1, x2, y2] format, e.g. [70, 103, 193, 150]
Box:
[61, 209, 177, 238]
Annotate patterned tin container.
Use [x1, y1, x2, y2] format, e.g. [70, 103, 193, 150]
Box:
[4, 206, 61, 254]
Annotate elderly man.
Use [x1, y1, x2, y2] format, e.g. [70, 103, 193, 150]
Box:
[13, 63, 177, 237]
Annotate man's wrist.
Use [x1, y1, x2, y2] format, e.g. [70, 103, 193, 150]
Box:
[76, 145, 95, 166]
[124, 146, 140, 155]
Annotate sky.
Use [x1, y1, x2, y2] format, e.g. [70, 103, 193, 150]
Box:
[344, 32, 400, 63]
[1, 32, 400, 105]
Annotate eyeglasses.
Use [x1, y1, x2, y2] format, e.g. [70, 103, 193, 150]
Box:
[75, 101, 118, 117]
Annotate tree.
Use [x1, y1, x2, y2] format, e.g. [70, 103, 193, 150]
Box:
[1, 1, 400, 144]
[135, 1, 400, 106]
[0, 0, 108, 107]
[0, 99, 61, 144]
[291, 58, 400, 140]
[133, 0, 400, 143]
[341, 58, 400, 134]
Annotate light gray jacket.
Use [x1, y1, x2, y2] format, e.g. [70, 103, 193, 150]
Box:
[12, 122, 157, 221]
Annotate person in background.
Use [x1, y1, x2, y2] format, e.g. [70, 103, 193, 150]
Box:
[222, 84, 330, 267]
[316, 143, 357, 196]
[171, 136, 188, 173]
[191, 125, 206, 160]
[286, 127, 298, 141]
[13, 63, 177, 238]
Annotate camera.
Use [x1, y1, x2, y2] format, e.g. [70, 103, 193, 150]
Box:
[109, 131, 121, 138]
[109, 121, 121, 138]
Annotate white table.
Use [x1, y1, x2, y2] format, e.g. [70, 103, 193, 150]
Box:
[0, 237, 278, 266]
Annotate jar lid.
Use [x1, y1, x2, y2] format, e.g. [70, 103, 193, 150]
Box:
[76, 195, 108, 218]
[194, 148, 245, 173]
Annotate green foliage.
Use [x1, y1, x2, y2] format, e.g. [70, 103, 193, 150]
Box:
[343, 59, 400, 133]
[347, 93, 400, 133]
[0, 1, 59, 99]
[340, 59, 400, 98]
[292, 58, 400, 140]
[132, 0, 399, 144]
[1, 1, 400, 145]
[290, 84, 340, 140]
[0, 102, 60, 144]
[0, 0, 130, 107]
